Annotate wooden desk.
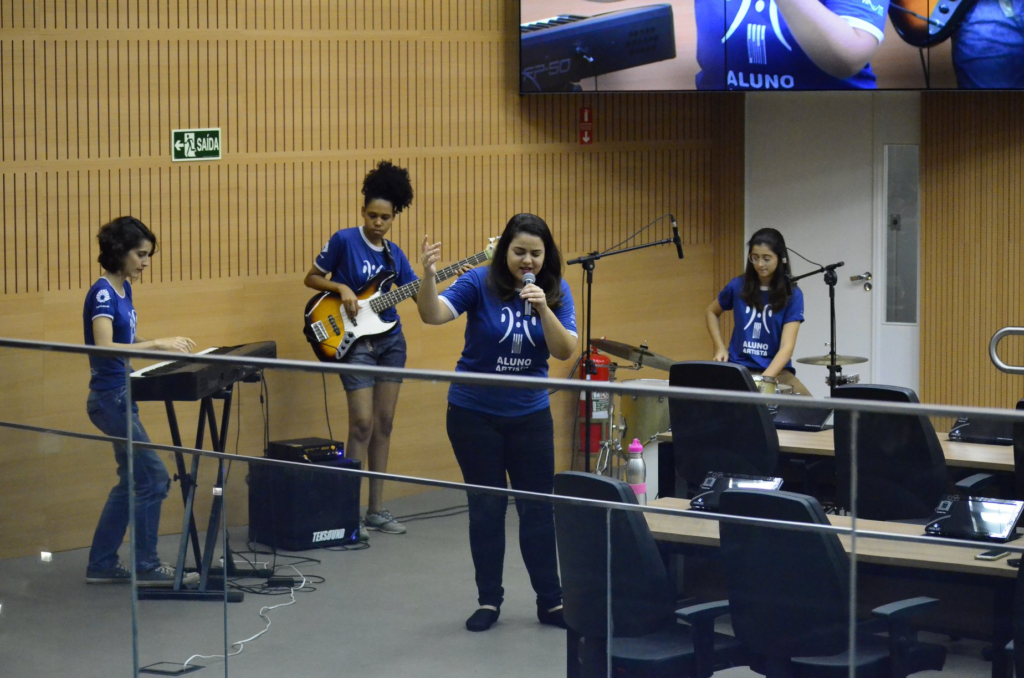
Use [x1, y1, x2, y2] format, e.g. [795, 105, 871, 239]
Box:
[644, 497, 1016, 678]
[647, 497, 1016, 578]
[656, 429, 1015, 473]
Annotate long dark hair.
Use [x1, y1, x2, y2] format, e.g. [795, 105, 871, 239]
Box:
[97, 216, 157, 274]
[740, 227, 794, 313]
[487, 213, 564, 308]
[362, 160, 414, 213]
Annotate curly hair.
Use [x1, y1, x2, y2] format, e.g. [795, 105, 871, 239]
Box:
[96, 216, 157, 274]
[487, 213, 564, 309]
[361, 160, 414, 213]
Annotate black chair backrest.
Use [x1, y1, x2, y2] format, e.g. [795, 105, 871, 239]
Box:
[833, 384, 946, 521]
[668, 361, 780, 492]
[553, 471, 675, 638]
[1013, 398, 1024, 499]
[1014, 553, 1024, 678]
[719, 490, 851, 660]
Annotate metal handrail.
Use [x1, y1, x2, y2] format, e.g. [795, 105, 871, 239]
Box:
[990, 327, 1024, 375]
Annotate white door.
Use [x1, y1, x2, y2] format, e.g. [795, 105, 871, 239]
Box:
[745, 93, 921, 398]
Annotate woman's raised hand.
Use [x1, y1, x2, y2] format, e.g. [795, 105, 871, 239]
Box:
[421, 235, 442, 276]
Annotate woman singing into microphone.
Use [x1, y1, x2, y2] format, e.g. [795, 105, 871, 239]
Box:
[416, 213, 577, 632]
[705, 227, 811, 395]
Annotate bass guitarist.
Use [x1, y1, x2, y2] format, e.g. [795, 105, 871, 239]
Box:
[303, 160, 417, 537]
[952, 0, 1023, 88]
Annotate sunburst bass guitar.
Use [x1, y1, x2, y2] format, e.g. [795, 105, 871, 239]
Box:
[304, 239, 496, 362]
[888, 0, 976, 47]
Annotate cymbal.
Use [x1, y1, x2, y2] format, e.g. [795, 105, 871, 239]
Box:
[796, 354, 868, 367]
[591, 339, 675, 372]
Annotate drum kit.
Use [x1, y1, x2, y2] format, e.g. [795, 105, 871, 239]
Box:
[584, 339, 869, 479]
[586, 339, 673, 477]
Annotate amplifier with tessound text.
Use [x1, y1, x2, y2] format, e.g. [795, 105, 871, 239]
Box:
[248, 457, 361, 550]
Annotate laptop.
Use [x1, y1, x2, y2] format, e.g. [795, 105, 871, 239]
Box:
[689, 472, 784, 512]
[925, 496, 1024, 543]
[773, 404, 833, 432]
[947, 398, 1024, 446]
[948, 416, 1014, 446]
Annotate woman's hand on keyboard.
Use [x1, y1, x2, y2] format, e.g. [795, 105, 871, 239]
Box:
[154, 337, 196, 353]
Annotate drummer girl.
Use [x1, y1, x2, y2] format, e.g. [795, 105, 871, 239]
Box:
[705, 227, 811, 396]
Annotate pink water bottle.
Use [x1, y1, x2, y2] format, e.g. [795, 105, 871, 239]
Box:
[625, 438, 647, 505]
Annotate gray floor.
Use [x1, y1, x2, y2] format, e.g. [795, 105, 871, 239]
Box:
[0, 488, 994, 678]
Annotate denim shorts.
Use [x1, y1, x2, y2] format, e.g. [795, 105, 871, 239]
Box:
[339, 330, 408, 391]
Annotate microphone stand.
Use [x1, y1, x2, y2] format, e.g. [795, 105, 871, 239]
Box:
[789, 261, 844, 398]
[567, 236, 677, 474]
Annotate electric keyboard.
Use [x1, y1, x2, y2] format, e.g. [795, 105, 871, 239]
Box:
[520, 4, 676, 92]
[130, 341, 277, 401]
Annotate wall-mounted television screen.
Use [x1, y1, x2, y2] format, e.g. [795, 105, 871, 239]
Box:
[520, 0, 1023, 92]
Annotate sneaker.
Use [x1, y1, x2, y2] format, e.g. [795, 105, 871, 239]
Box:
[86, 562, 132, 584]
[137, 564, 201, 588]
[364, 509, 407, 534]
[357, 519, 370, 542]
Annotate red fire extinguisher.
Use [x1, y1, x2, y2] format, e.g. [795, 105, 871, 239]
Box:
[578, 345, 611, 454]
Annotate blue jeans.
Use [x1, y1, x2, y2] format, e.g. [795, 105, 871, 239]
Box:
[339, 330, 408, 391]
[447, 404, 562, 610]
[86, 387, 170, 572]
[952, 0, 1024, 89]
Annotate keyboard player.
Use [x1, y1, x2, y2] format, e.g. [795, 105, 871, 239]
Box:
[82, 216, 199, 588]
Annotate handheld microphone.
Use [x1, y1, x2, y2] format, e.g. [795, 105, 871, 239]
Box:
[823, 261, 845, 272]
[522, 272, 536, 317]
[671, 215, 684, 260]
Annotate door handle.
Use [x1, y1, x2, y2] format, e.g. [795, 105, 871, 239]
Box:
[849, 272, 872, 291]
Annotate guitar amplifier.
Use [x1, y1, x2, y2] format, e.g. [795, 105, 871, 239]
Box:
[266, 437, 344, 463]
[248, 457, 362, 551]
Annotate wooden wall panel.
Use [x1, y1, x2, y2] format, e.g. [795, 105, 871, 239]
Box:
[0, 1, 744, 559]
[921, 93, 1024, 413]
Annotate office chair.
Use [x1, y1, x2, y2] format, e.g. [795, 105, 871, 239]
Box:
[718, 489, 947, 678]
[1013, 399, 1024, 500]
[553, 471, 741, 678]
[667, 361, 779, 497]
[833, 384, 994, 522]
[999, 550, 1024, 678]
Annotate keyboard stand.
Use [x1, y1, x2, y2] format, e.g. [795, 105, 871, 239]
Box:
[137, 388, 246, 602]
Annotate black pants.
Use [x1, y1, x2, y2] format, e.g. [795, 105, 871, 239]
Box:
[447, 404, 562, 610]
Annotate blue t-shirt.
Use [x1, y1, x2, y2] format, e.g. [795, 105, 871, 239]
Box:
[83, 278, 138, 391]
[695, 0, 887, 90]
[313, 226, 418, 332]
[718, 276, 804, 372]
[439, 266, 578, 417]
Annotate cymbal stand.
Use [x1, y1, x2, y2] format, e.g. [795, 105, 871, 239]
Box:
[790, 261, 845, 397]
[594, 364, 620, 476]
[568, 232, 677, 473]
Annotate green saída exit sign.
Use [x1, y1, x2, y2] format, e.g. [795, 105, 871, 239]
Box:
[171, 128, 221, 162]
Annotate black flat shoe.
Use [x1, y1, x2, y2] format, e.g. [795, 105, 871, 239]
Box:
[466, 607, 500, 632]
[537, 605, 567, 628]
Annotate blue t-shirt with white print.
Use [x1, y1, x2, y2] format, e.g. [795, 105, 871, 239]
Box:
[83, 278, 138, 391]
[439, 266, 578, 417]
[314, 226, 418, 332]
[719, 276, 804, 372]
[695, 0, 888, 90]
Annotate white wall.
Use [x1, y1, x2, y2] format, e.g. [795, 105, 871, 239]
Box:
[744, 92, 920, 398]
